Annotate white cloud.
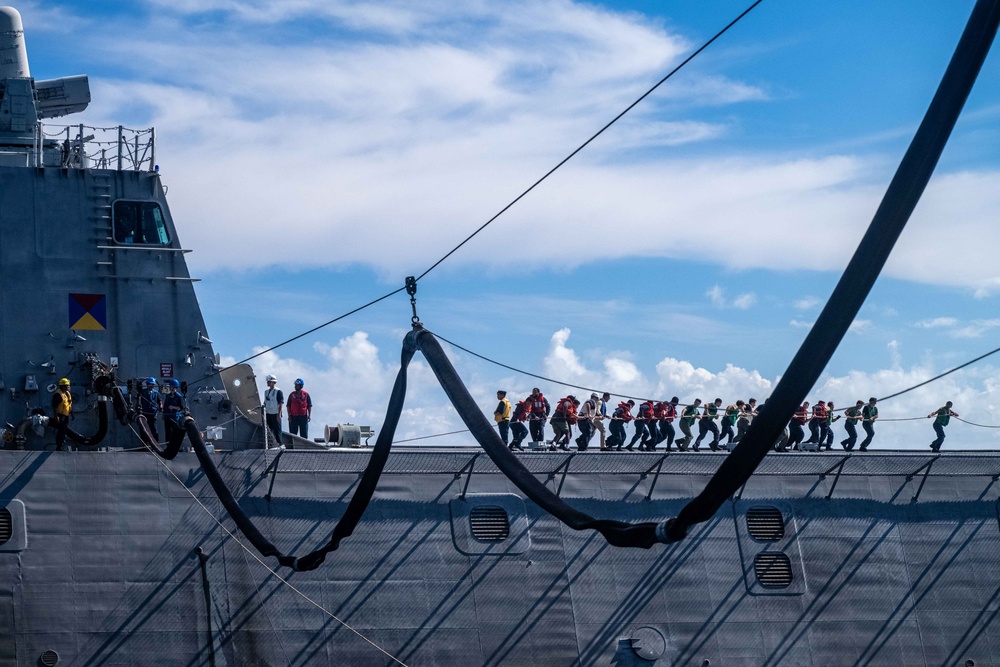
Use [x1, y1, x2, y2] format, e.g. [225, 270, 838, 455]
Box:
[795, 296, 821, 311]
[790, 319, 813, 329]
[231, 327, 1000, 449]
[732, 292, 757, 310]
[21, 1, 1000, 293]
[706, 285, 756, 310]
[915, 317, 958, 329]
[706, 285, 726, 307]
[951, 319, 1000, 339]
[849, 319, 872, 333]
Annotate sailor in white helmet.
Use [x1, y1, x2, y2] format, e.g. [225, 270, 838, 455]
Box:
[263, 374, 284, 445]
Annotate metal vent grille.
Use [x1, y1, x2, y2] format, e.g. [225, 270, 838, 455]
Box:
[754, 552, 793, 588]
[469, 506, 510, 541]
[746, 506, 785, 541]
[0, 507, 11, 545]
[40, 649, 60, 666]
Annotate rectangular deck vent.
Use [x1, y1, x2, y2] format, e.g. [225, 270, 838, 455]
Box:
[470, 506, 510, 541]
[0, 507, 10, 545]
[754, 552, 793, 588]
[733, 500, 804, 595]
[0, 499, 26, 551]
[746, 506, 785, 541]
[450, 494, 530, 555]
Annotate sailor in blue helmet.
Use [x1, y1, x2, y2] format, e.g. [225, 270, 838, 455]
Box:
[138, 377, 162, 443]
[162, 378, 187, 443]
[286, 378, 313, 439]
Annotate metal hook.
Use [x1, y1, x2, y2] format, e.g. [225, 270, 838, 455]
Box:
[405, 276, 420, 325]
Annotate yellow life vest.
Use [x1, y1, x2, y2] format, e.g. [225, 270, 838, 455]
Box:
[54, 389, 72, 417]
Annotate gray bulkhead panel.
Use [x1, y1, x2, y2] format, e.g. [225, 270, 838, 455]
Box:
[1, 450, 999, 665]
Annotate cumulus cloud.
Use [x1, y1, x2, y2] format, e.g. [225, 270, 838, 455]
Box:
[732, 292, 757, 310]
[795, 296, 821, 311]
[915, 317, 958, 329]
[706, 285, 726, 307]
[229, 329, 1000, 449]
[951, 319, 1000, 339]
[21, 1, 1000, 292]
[228, 327, 1000, 449]
[912, 317, 1000, 338]
[706, 285, 756, 309]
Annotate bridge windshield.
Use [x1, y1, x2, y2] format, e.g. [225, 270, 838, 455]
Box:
[112, 200, 170, 245]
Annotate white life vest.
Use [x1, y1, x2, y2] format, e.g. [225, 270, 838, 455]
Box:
[264, 388, 281, 414]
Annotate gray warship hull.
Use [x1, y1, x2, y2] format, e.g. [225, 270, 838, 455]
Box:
[2, 448, 998, 666]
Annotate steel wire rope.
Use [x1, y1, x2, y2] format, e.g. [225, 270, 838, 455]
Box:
[185, 2, 763, 391]
[393, 429, 470, 443]
[412, 0, 764, 284]
[428, 329, 654, 402]
[186, 287, 406, 390]
[120, 420, 410, 666]
[430, 330, 1000, 422]
[876, 343, 1000, 403]
[239, 545, 292, 667]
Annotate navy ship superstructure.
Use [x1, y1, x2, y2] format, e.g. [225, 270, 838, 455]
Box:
[0, 6, 263, 454]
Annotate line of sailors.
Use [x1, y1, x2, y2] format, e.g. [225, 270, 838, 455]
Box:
[493, 390, 888, 452]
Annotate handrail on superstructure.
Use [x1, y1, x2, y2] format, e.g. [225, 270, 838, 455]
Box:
[34, 122, 156, 171]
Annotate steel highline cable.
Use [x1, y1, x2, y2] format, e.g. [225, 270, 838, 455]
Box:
[413, 0, 765, 284]
[187, 286, 405, 389]
[193, 0, 764, 390]
[428, 329, 651, 402]
[431, 330, 1000, 426]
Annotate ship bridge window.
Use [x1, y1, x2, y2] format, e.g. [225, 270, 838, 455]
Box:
[113, 200, 170, 245]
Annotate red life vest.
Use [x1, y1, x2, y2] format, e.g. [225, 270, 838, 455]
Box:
[639, 401, 654, 421]
[530, 393, 547, 416]
[287, 390, 311, 417]
[812, 403, 827, 420]
[664, 403, 677, 421]
[793, 405, 809, 424]
[615, 402, 634, 422]
[652, 402, 667, 419]
[512, 401, 529, 422]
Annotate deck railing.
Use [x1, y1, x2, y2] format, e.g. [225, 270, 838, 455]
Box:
[35, 122, 155, 171]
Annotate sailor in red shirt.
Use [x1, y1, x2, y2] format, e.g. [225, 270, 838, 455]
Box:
[609, 400, 634, 450]
[804, 401, 828, 445]
[526, 387, 550, 445]
[549, 395, 577, 450]
[286, 378, 313, 439]
[509, 400, 530, 450]
[786, 401, 809, 451]
[655, 397, 679, 451]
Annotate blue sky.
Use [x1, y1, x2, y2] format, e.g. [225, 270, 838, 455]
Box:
[19, 0, 1000, 447]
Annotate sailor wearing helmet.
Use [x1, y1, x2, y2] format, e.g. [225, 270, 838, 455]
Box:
[286, 378, 313, 439]
[162, 379, 187, 443]
[138, 377, 162, 443]
[263, 374, 284, 445]
[52, 377, 73, 451]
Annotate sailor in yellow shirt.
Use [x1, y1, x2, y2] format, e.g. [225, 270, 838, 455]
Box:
[494, 390, 512, 446]
[52, 377, 72, 451]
